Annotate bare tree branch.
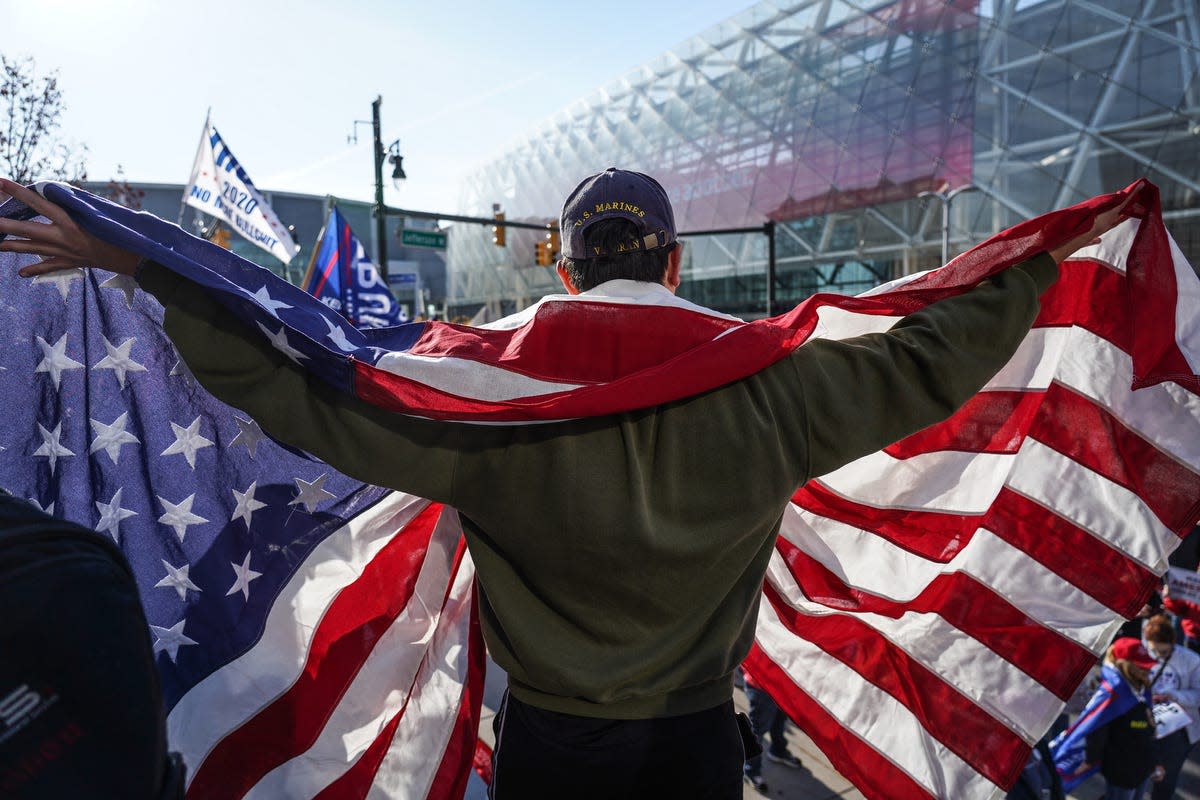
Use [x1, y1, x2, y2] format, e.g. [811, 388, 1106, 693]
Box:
[0, 54, 87, 184]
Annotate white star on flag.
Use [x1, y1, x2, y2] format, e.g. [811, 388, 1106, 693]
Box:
[156, 493, 208, 542]
[290, 473, 336, 513]
[231, 480, 267, 528]
[34, 334, 84, 389]
[26, 497, 53, 516]
[89, 412, 141, 463]
[95, 488, 137, 542]
[94, 336, 148, 388]
[150, 620, 197, 663]
[100, 272, 139, 309]
[250, 286, 292, 317]
[31, 267, 83, 301]
[256, 322, 308, 363]
[229, 415, 266, 458]
[33, 422, 74, 474]
[161, 416, 214, 468]
[226, 551, 263, 601]
[155, 559, 202, 601]
[322, 316, 357, 352]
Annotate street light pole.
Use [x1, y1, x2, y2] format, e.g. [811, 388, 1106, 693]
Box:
[918, 184, 978, 266]
[371, 96, 389, 280]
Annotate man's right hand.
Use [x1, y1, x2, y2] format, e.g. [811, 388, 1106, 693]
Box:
[1048, 191, 1136, 264]
[0, 178, 140, 277]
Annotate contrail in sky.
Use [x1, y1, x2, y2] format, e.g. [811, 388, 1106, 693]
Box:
[264, 71, 547, 186]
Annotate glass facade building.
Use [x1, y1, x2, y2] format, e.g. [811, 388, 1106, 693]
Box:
[450, 0, 1200, 318]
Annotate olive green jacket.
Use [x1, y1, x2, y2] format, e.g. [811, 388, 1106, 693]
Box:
[138, 253, 1056, 719]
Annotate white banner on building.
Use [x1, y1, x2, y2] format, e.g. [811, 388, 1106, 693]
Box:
[183, 114, 299, 264]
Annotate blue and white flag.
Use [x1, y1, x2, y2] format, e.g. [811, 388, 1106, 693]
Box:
[1049, 664, 1150, 790]
[183, 114, 299, 264]
[302, 206, 405, 328]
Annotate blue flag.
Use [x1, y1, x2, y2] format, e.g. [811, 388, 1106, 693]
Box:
[301, 206, 405, 328]
[1049, 663, 1150, 790]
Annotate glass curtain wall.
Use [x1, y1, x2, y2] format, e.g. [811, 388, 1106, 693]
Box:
[450, 0, 1200, 318]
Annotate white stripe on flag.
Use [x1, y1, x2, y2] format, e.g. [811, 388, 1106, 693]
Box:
[816, 450, 1013, 513]
[244, 505, 462, 798]
[779, 506, 1118, 651]
[167, 491, 431, 779]
[372, 351, 586, 401]
[1052, 328, 1200, 466]
[1008, 440, 1178, 572]
[1172, 235, 1200, 372]
[764, 550, 1062, 742]
[755, 600, 1003, 800]
[368, 549, 477, 800]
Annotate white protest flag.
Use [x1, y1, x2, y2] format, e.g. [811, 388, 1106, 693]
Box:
[183, 114, 300, 263]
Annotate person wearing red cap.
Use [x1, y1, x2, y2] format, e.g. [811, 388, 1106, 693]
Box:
[1142, 614, 1200, 800]
[0, 174, 1132, 799]
[1053, 638, 1159, 800]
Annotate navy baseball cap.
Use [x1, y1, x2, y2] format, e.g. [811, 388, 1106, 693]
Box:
[560, 168, 677, 259]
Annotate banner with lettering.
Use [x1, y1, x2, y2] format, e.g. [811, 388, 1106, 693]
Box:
[1167, 567, 1200, 606]
[183, 114, 299, 264]
[300, 206, 406, 328]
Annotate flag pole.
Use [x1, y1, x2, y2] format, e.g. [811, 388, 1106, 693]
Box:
[179, 109, 211, 225]
[298, 200, 333, 291]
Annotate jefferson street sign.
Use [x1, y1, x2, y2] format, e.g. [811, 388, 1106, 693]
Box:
[400, 228, 447, 250]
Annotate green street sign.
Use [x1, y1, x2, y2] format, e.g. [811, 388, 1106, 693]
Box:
[400, 228, 447, 250]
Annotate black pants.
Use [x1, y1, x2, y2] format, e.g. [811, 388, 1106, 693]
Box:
[489, 692, 746, 800]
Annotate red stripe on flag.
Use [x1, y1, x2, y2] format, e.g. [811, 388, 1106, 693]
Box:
[743, 644, 937, 800]
[793, 482, 982, 563]
[352, 313, 816, 422]
[472, 739, 494, 787]
[885, 390, 1042, 457]
[311, 537, 481, 800]
[1031, 383, 1200, 532]
[426, 552, 487, 800]
[406, 302, 744, 384]
[312, 688, 412, 799]
[310, 242, 341, 301]
[1124, 184, 1200, 393]
[187, 502, 445, 799]
[773, 535, 1096, 700]
[983, 488, 1160, 618]
[1035, 257, 1129, 351]
[762, 584, 1028, 789]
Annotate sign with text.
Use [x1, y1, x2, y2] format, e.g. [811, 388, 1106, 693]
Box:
[1154, 700, 1192, 739]
[400, 228, 447, 250]
[1168, 567, 1200, 605]
[183, 114, 299, 264]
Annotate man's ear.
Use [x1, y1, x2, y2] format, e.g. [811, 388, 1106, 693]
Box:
[556, 261, 581, 295]
[664, 245, 682, 293]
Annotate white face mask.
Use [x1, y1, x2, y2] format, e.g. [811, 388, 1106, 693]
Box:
[1147, 644, 1173, 661]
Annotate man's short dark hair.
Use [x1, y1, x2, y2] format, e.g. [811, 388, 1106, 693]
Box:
[560, 218, 673, 292]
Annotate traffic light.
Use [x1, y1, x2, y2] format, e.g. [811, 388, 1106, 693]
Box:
[535, 223, 560, 266]
[492, 204, 506, 247]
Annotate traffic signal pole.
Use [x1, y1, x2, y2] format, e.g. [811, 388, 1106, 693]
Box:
[371, 96, 389, 280]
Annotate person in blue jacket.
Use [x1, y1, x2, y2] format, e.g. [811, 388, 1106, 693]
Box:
[1052, 638, 1160, 800]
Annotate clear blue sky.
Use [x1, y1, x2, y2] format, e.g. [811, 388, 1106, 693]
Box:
[8, 0, 749, 213]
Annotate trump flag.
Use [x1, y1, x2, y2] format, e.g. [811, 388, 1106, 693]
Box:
[300, 206, 405, 329]
[1, 178, 1198, 798]
[183, 113, 300, 265]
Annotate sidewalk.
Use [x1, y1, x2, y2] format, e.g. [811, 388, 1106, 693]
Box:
[464, 660, 1200, 800]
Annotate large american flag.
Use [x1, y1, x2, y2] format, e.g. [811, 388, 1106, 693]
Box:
[1, 179, 1196, 799]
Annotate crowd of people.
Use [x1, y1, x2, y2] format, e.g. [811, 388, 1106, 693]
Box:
[1043, 529, 1200, 800]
